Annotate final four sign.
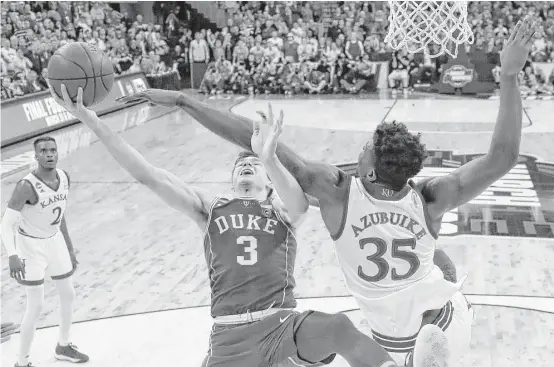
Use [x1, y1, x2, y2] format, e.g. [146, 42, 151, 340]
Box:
[337, 150, 554, 238]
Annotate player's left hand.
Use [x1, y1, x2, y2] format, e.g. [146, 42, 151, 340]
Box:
[252, 103, 284, 160]
[69, 251, 79, 270]
[500, 15, 538, 76]
[1, 322, 19, 343]
[49, 85, 97, 123]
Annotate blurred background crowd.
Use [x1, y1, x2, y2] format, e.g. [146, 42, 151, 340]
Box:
[1, 1, 553, 100]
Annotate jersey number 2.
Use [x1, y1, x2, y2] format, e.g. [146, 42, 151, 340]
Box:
[237, 235, 258, 265]
[358, 237, 420, 282]
[51, 207, 62, 225]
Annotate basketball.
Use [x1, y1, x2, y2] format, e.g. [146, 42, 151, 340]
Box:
[47, 42, 114, 107]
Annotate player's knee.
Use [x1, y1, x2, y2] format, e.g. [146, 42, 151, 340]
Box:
[24, 286, 45, 315]
[328, 313, 357, 345]
[55, 278, 76, 303]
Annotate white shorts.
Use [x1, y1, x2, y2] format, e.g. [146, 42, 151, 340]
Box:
[15, 230, 74, 285]
[371, 292, 474, 366]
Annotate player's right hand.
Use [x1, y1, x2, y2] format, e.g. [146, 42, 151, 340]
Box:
[49, 85, 97, 124]
[253, 103, 284, 161]
[115, 89, 181, 107]
[8, 255, 25, 281]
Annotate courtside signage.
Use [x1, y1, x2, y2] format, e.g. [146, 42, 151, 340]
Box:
[1, 73, 149, 147]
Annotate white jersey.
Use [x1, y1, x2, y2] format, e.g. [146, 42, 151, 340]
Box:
[333, 177, 462, 336]
[19, 169, 69, 238]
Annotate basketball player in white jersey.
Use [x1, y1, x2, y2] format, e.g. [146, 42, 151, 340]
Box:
[50, 84, 451, 367]
[118, 15, 537, 366]
[1, 137, 89, 367]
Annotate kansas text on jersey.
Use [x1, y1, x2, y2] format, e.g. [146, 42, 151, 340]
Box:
[204, 196, 297, 317]
[19, 169, 69, 238]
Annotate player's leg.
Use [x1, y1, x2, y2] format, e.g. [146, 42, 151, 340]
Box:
[439, 292, 473, 367]
[48, 233, 88, 363]
[15, 234, 48, 367]
[17, 284, 45, 367]
[294, 311, 395, 367]
[293, 311, 449, 367]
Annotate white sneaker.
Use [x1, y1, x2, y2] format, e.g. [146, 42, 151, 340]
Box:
[411, 324, 449, 367]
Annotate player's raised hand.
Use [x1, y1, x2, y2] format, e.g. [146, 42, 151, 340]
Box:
[253, 103, 284, 160]
[8, 254, 25, 281]
[115, 89, 181, 107]
[49, 85, 97, 123]
[500, 15, 538, 76]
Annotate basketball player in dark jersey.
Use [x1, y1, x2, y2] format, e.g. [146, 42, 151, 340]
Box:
[118, 15, 537, 365]
[52, 85, 449, 367]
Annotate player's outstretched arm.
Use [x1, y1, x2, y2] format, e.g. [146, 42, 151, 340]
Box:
[420, 16, 537, 219]
[253, 104, 309, 223]
[116, 91, 342, 203]
[50, 85, 213, 227]
[1, 180, 36, 280]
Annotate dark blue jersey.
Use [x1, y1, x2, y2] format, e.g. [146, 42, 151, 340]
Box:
[204, 196, 297, 317]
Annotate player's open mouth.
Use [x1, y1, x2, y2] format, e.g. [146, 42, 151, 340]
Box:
[240, 168, 254, 176]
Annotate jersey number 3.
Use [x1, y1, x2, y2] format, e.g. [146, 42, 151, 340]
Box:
[358, 237, 420, 282]
[237, 235, 258, 265]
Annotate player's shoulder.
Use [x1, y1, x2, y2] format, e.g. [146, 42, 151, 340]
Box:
[9, 178, 38, 208]
[58, 168, 71, 187]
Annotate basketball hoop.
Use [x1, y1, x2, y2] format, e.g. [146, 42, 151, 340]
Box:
[384, 1, 474, 58]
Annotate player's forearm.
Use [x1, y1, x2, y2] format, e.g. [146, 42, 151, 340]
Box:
[262, 154, 309, 215]
[488, 73, 522, 166]
[84, 114, 158, 184]
[0, 209, 19, 257]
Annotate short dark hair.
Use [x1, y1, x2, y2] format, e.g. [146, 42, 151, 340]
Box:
[372, 121, 427, 190]
[33, 136, 56, 150]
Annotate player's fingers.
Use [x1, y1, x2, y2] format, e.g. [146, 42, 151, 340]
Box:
[115, 92, 145, 103]
[252, 119, 260, 135]
[508, 20, 522, 43]
[277, 110, 284, 129]
[522, 21, 538, 45]
[77, 87, 83, 107]
[267, 103, 274, 126]
[256, 111, 267, 124]
[49, 85, 64, 105]
[60, 84, 72, 105]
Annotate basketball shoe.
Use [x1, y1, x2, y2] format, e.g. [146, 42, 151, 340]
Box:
[409, 324, 450, 367]
[55, 343, 89, 363]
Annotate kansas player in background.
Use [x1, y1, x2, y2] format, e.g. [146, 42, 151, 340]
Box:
[1, 137, 89, 367]
[119, 15, 538, 366]
[51, 84, 449, 367]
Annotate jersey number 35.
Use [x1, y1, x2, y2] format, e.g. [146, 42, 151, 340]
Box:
[358, 237, 421, 282]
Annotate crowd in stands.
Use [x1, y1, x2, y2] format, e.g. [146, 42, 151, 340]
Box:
[2, 1, 554, 100]
[1, 1, 191, 100]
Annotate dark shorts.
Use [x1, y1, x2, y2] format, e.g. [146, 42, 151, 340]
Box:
[203, 310, 336, 367]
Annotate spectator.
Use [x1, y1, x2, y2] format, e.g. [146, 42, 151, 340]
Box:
[388, 51, 410, 91]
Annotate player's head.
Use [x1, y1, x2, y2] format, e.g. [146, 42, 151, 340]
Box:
[33, 136, 58, 170]
[231, 151, 272, 196]
[358, 121, 427, 190]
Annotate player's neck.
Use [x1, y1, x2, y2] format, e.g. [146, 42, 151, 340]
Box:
[361, 177, 406, 200]
[34, 167, 57, 180]
[234, 184, 267, 201]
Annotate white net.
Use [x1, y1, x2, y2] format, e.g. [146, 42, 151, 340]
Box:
[384, 1, 474, 58]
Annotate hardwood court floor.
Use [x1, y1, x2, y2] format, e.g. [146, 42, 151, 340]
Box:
[1, 92, 553, 367]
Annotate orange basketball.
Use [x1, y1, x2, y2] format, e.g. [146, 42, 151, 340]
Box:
[48, 42, 114, 107]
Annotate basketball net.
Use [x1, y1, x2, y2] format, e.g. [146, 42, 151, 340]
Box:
[384, 1, 474, 58]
